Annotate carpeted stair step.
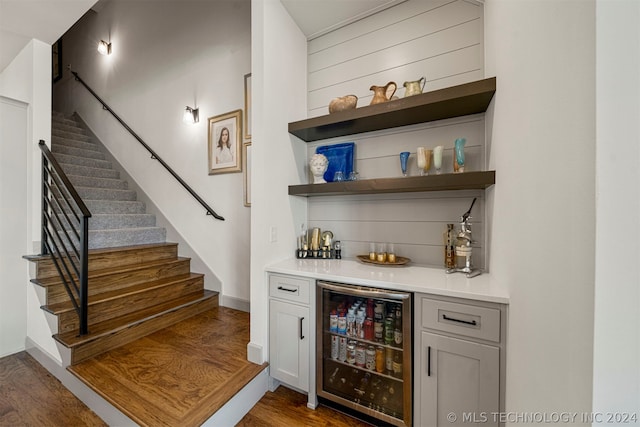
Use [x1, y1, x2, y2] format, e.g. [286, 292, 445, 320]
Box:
[58, 163, 120, 180]
[84, 200, 146, 215]
[75, 186, 137, 201]
[67, 174, 129, 190]
[52, 143, 105, 161]
[89, 214, 156, 230]
[53, 136, 103, 152]
[52, 128, 92, 143]
[87, 227, 166, 249]
[53, 152, 112, 169]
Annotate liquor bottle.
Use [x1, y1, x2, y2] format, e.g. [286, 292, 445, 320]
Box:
[394, 304, 403, 346]
[444, 223, 457, 269]
[392, 351, 403, 378]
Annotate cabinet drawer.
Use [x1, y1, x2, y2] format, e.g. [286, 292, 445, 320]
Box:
[269, 274, 311, 305]
[420, 298, 500, 342]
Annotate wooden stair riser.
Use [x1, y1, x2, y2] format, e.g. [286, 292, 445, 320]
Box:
[33, 244, 179, 279]
[44, 259, 192, 305]
[65, 294, 218, 365]
[56, 275, 205, 333]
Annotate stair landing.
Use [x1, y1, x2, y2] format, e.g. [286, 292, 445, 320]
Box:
[68, 307, 266, 427]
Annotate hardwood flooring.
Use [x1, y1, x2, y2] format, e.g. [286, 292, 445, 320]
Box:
[238, 386, 373, 427]
[69, 306, 266, 427]
[1, 307, 372, 427]
[0, 351, 106, 427]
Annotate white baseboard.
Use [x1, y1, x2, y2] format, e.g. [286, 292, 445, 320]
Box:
[221, 295, 250, 312]
[247, 342, 264, 364]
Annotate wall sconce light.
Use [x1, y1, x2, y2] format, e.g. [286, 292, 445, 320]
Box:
[98, 40, 112, 55]
[183, 106, 199, 124]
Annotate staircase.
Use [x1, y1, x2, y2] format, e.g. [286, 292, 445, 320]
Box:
[25, 112, 219, 366]
[50, 111, 166, 249]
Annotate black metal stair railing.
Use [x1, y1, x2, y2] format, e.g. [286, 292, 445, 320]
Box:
[39, 140, 91, 335]
[70, 69, 224, 221]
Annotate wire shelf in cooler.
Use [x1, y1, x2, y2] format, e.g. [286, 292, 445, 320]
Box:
[323, 355, 404, 383]
[324, 330, 404, 352]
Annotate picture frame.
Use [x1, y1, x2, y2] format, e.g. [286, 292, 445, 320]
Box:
[208, 109, 242, 175]
[243, 142, 252, 207]
[243, 73, 252, 140]
[52, 39, 62, 83]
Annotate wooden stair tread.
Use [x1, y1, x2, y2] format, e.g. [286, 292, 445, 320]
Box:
[31, 256, 191, 288]
[43, 273, 204, 315]
[24, 243, 180, 280]
[67, 308, 266, 427]
[55, 290, 217, 348]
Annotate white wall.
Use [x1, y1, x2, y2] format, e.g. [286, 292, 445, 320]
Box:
[485, 0, 596, 416]
[0, 40, 60, 360]
[53, 1, 252, 305]
[248, 0, 308, 364]
[0, 96, 28, 357]
[303, 0, 487, 268]
[593, 0, 640, 415]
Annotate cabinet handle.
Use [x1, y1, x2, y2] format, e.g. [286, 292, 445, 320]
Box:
[427, 346, 431, 377]
[442, 314, 477, 326]
[299, 317, 305, 340]
[278, 286, 298, 293]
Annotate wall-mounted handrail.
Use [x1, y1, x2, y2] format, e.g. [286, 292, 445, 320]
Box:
[39, 140, 90, 335]
[70, 70, 225, 221]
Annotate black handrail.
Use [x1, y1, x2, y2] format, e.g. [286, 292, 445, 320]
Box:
[39, 140, 90, 336]
[70, 70, 225, 221]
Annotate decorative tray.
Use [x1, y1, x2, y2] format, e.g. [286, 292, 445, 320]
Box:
[316, 142, 354, 182]
[356, 255, 411, 267]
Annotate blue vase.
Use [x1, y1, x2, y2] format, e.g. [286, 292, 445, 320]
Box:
[454, 138, 466, 173]
[399, 151, 410, 176]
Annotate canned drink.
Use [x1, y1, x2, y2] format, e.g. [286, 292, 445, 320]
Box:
[385, 347, 394, 372]
[355, 343, 366, 367]
[376, 346, 385, 373]
[366, 346, 376, 370]
[374, 321, 384, 342]
[384, 317, 394, 345]
[339, 337, 347, 362]
[347, 340, 356, 364]
[331, 335, 339, 360]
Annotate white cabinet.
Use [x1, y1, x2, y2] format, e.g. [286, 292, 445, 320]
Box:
[269, 299, 309, 391]
[268, 273, 316, 408]
[415, 294, 506, 427]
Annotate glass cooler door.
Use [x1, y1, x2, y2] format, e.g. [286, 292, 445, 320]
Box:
[316, 281, 412, 427]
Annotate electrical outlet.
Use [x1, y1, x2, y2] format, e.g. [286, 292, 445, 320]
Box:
[270, 226, 278, 243]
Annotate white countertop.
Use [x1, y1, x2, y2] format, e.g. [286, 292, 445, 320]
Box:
[266, 258, 509, 304]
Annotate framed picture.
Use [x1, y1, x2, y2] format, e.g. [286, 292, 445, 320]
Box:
[52, 39, 62, 82]
[243, 73, 252, 140]
[208, 109, 242, 175]
[243, 142, 252, 206]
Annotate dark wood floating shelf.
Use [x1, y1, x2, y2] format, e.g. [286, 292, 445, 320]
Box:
[288, 171, 495, 196]
[288, 77, 496, 142]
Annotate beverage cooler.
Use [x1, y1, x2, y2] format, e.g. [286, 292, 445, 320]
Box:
[316, 281, 412, 427]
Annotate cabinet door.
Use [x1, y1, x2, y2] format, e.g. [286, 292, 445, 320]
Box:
[420, 331, 499, 427]
[269, 299, 309, 392]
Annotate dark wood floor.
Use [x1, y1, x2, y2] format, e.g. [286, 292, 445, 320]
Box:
[0, 351, 106, 426]
[1, 307, 371, 427]
[238, 385, 372, 427]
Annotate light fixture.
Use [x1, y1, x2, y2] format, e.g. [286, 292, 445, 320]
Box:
[183, 106, 199, 124]
[98, 40, 112, 55]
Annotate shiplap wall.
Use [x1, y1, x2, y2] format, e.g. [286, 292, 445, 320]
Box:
[304, 0, 487, 269]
